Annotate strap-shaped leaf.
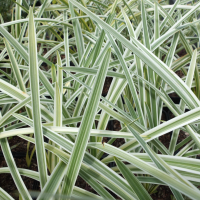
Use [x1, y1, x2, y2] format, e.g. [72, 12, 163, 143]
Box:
[61, 48, 111, 197]
[114, 157, 153, 200]
[0, 187, 15, 200]
[28, 7, 48, 188]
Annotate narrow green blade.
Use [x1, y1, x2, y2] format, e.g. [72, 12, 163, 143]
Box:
[28, 7, 48, 188]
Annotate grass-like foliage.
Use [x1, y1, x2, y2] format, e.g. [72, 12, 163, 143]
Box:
[0, 0, 200, 199]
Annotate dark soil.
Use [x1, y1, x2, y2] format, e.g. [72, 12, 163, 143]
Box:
[151, 185, 172, 200]
[102, 77, 113, 96]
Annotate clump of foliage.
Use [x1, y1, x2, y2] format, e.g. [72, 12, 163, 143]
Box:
[1, 0, 200, 200]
